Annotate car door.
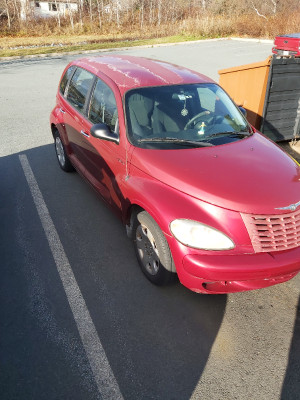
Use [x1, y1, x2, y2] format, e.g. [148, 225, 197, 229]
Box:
[77, 77, 128, 211]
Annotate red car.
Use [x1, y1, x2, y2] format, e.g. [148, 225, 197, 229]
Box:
[272, 33, 300, 57]
[50, 55, 300, 294]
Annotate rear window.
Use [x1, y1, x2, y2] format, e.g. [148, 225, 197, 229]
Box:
[59, 66, 75, 95]
[66, 68, 94, 112]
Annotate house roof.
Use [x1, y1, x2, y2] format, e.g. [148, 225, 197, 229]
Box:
[72, 55, 214, 96]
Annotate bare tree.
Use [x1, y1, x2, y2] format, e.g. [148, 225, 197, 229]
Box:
[139, 0, 144, 28]
[250, 0, 281, 18]
[115, 0, 121, 27]
[12, 0, 20, 21]
[67, 0, 74, 30]
[251, 1, 268, 19]
[3, 0, 11, 28]
[270, 0, 278, 14]
[54, 0, 61, 27]
[89, 0, 93, 23]
[78, 0, 83, 27]
[157, 0, 162, 26]
[96, 0, 102, 28]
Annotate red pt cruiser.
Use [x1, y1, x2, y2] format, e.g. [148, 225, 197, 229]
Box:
[50, 55, 300, 294]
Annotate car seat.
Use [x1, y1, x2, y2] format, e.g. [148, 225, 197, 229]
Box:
[128, 94, 154, 137]
[152, 94, 190, 135]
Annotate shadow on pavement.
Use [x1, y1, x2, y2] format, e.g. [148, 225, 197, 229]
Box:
[0, 144, 227, 400]
[281, 295, 300, 400]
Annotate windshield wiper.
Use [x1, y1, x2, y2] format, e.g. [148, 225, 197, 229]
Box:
[138, 137, 213, 147]
[228, 131, 252, 137]
[204, 131, 252, 139]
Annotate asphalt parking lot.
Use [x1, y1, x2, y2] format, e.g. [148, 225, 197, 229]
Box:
[0, 39, 299, 400]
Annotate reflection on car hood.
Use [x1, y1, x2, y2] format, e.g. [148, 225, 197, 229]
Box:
[130, 133, 300, 214]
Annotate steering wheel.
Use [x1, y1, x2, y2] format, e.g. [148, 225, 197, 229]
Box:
[184, 110, 214, 130]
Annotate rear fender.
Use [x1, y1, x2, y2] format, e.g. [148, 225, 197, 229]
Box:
[50, 107, 70, 152]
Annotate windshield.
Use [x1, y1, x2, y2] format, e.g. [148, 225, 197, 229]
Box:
[125, 83, 251, 149]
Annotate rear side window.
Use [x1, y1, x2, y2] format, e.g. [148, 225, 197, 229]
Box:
[89, 79, 118, 133]
[67, 68, 94, 112]
[59, 66, 75, 95]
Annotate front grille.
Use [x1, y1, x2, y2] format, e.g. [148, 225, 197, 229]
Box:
[241, 209, 300, 253]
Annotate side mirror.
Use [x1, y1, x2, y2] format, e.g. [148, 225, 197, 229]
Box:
[238, 106, 247, 118]
[90, 123, 119, 144]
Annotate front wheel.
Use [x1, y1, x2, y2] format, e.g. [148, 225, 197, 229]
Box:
[54, 130, 74, 172]
[133, 211, 176, 286]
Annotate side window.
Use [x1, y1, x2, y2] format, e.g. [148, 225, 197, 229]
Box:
[48, 2, 57, 11]
[89, 79, 118, 133]
[59, 65, 75, 95]
[67, 68, 94, 112]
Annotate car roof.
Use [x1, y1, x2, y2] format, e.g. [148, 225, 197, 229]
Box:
[73, 55, 214, 95]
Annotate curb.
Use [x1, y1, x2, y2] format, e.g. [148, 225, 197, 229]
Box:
[230, 37, 273, 44]
[0, 37, 272, 62]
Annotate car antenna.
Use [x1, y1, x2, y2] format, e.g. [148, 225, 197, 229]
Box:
[125, 137, 130, 181]
[123, 73, 130, 181]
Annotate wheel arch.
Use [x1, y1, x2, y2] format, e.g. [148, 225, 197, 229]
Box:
[124, 203, 144, 239]
[124, 198, 178, 272]
[51, 123, 58, 138]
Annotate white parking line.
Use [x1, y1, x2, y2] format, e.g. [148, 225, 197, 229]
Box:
[19, 154, 124, 400]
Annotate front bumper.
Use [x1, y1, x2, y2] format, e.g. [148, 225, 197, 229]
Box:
[176, 246, 300, 294]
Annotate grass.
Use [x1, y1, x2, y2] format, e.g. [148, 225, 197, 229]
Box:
[1, 10, 299, 58]
[0, 34, 208, 58]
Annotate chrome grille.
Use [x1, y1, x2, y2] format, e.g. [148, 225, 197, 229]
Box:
[241, 209, 300, 253]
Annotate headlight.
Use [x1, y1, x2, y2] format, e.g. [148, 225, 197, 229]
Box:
[170, 219, 235, 250]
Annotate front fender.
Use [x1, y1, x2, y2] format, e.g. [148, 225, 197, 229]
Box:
[123, 166, 251, 255]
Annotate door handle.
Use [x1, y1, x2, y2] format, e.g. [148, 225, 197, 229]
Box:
[59, 108, 65, 114]
[80, 130, 90, 138]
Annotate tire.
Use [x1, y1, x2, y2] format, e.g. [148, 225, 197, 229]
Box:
[54, 130, 74, 172]
[133, 211, 176, 285]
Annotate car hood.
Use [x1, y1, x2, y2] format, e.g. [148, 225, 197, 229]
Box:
[130, 133, 300, 214]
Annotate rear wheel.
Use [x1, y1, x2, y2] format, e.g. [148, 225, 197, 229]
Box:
[133, 211, 175, 285]
[54, 130, 74, 172]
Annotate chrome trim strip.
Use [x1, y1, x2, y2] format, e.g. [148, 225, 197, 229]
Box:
[275, 200, 300, 211]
